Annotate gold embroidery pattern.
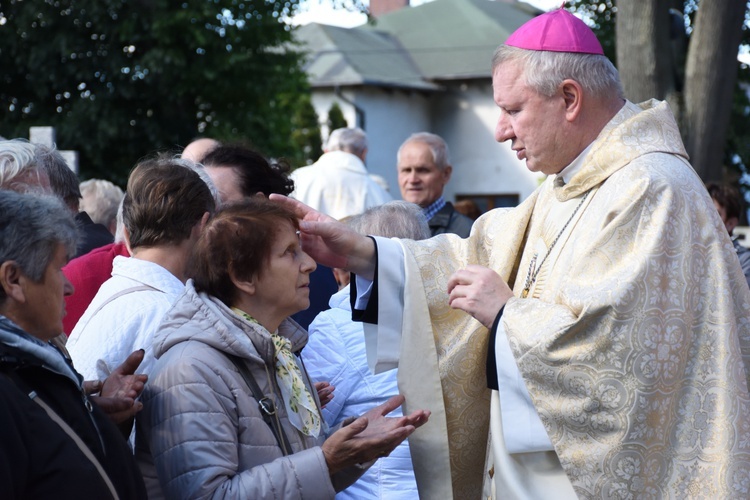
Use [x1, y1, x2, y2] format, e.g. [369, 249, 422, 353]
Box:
[400, 100, 750, 498]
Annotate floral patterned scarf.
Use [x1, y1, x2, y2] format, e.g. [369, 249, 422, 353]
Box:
[232, 308, 321, 437]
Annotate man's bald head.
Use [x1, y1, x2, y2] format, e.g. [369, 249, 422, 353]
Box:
[182, 138, 220, 162]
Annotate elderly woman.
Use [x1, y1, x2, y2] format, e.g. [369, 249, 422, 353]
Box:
[0, 190, 145, 498]
[136, 198, 429, 499]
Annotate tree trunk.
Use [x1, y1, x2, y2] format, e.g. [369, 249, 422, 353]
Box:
[615, 0, 674, 104]
[683, 0, 746, 182]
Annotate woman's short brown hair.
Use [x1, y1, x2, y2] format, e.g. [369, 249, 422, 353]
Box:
[707, 182, 744, 222]
[123, 157, 216, 249]
[189, 198, 299, 305]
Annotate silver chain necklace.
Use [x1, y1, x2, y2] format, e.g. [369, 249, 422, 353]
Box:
[521, 190, 590, 298]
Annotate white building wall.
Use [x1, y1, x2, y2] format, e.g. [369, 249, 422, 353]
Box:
[310, 90, 358, 146]
[432, 81, 543, 204]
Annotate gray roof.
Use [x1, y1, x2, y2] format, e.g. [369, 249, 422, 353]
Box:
[296, 0, 540, 90]
[296, 23, 438, 90]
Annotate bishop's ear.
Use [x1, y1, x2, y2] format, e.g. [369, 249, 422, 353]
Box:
[560, 79, 584, 122]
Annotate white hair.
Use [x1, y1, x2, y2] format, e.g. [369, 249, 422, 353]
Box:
[0, 139, 48, 193]
[492, 45, 624, 99]
[172, 156, 221, 207]
[80, 179, 125, 230]
[348, 201, 430, 240]
[398, 132, 450, 171]
[325, 128, 368, 157]
[114, 198, 126, 244]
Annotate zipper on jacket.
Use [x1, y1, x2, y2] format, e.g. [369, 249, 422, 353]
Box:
[264, 362, 292, 456]
[81, 389, 107, 455]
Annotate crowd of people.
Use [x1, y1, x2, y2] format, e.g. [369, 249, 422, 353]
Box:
[2, 6, 750, 500]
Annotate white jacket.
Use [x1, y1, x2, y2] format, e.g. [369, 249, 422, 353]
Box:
[303, 286, 418, 500]
[291, 151, 391, 219]
[67, 256, 185, 381]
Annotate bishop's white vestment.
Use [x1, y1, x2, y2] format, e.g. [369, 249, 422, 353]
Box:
[359, 100, 750, 499]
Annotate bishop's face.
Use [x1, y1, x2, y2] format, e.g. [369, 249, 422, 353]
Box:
[492, 60, 569, 176]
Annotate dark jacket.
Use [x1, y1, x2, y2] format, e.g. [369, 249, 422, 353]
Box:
[75, 211, 114, 258]
[0, 316, 146, 500]
[428, 202, 474, 238]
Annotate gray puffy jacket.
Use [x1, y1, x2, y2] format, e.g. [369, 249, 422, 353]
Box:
[135, 281, 362, 499]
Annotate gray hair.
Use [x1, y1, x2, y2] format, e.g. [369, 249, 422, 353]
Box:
[398, 132, 451, 171]
[492, 45, 624, 99]
[0, 139, 48, 193]
[114, 198, 126, 244]
[36, 144, 81, 209]
[348, 201, 430, 240]
[80, 179, 125, 229]
[326, 127, 368, 157]
[0, 191, 78, 302]
[172, 156, 221, 207]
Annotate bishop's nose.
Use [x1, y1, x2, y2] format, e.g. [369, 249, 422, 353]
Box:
[495, 113, 514, 143]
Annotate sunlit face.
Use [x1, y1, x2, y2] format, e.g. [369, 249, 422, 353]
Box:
[398, 141, 451, 208]
[16, 243, 73, 341]
[251, 221, 317, 325]
[205, 165, 245, 204]
[492, 60, 569, 175]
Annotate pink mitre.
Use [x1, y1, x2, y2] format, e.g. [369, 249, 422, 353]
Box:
[505, 4, 604, 55]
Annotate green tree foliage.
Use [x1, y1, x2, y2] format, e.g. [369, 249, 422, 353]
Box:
[327, 101, 347, 132]
[0, 0, 309, 183]
[289, 93, 321, 167]
[567, 0, 617, 62]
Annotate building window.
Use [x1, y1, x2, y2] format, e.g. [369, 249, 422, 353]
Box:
[455, 194, 519, 218]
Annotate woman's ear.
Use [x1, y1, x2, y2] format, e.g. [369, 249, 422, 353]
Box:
[191, 212, 211, 240]
[0, 261, 27, 304]
[229, 268, 256, 296]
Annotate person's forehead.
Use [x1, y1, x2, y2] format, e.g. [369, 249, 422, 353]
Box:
[272, 220, 298, 245]
[398, 141, 436, 168]
[492, 60, 528, 102]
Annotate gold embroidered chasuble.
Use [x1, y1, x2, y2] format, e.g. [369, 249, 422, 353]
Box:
[392, 100, 750, 499]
